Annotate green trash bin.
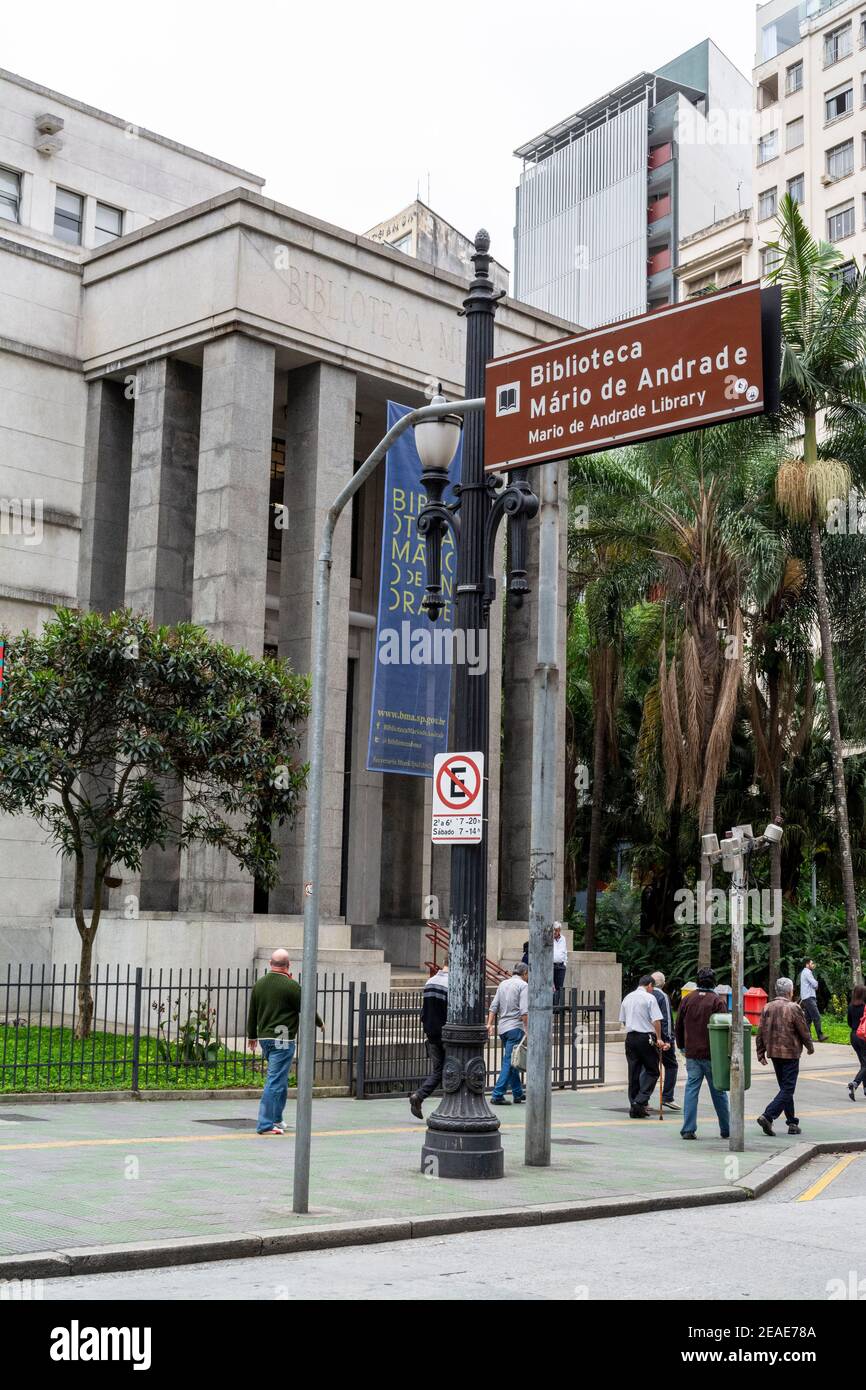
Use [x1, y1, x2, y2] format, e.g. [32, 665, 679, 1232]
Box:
[708, 1013, 752, 1092]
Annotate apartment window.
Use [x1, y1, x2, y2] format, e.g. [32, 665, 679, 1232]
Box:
[786, 60, 803, 94]
[833, 259, 858, 286]
[825, 81, 854, 121]
[862, 71, 866, 103]
[761, 245, 783, 276]
[827, 138, 854, 178]
[758, 187, 778, 220]
[824, 22, 852, 67]
[861, 11, 866, 46]
[0, 166, 20, 222]
[786, 116, 804, 150]
[53, 188, 83, 244]
[827, 199, 855, 241]
[390, 233, 412, 254]
[94, 202, 123, 246]
[758, 130, 779, 164]
[787, 173, 805, 204]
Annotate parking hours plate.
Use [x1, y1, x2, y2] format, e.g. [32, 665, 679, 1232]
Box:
[431, 751, 484, 844]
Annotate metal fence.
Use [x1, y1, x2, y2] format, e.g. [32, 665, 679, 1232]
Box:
[0, 965, 605, 1097]
[355, 986, 605, 1098]
[0, 964, 353, 1093]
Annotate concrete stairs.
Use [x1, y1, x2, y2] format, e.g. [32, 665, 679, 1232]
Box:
[390, 969, 429, 992]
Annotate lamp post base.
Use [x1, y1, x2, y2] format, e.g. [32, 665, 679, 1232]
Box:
[420, 1130, 504, 1180]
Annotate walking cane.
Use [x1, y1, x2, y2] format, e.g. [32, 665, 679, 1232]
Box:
[658, 1040, 664, 1120]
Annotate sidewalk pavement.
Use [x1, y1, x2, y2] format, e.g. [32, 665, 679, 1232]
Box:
[1, 1041, 863, 1275]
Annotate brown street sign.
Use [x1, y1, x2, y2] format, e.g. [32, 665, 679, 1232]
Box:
[485, 283, 779, 473]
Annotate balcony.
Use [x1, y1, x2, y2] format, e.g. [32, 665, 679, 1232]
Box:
[648, 194, 672, 224]
[649, 141, 673, 170]
[647, 247, 672, 276]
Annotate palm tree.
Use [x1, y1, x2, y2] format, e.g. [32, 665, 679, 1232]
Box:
[572, 418, 787, 967]
[748, 557, 815, 986]
[768, 193, 866, 985]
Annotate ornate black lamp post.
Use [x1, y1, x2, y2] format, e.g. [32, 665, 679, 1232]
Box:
[414, 231, 538, 1178]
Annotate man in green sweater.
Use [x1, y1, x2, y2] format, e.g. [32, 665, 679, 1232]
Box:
[247, 949, 324, 1135]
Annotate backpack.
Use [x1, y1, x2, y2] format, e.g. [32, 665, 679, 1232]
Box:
[857, 1008, 866, 1042]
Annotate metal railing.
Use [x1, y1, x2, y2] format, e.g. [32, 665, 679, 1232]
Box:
[0, 965, 605, 1098]
[0, 964, 353, 1094]
[356, 986, 605, 1098]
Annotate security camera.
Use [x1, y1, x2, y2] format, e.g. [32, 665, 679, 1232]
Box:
[763, 821, 783, 844]
[701, 833, 720, 857]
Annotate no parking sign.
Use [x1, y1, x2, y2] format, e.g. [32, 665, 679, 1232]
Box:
[431, 751, 484, 844]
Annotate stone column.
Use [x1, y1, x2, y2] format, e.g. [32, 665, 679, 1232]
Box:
[179, 334, 276, 913]
[124, 358, 201, 626]
[270, 362, 356, 917]
[61, 380, 134, 910]
[123, 358, 201, 910]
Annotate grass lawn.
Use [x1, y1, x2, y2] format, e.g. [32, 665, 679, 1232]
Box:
[0, 1022, 270, 1094]
[819, 1013, 854, 1047]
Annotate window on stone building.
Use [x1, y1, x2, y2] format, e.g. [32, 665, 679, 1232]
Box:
[786, 117, 804, 150]
[825, 81, 853, 121]
[761, 245, 783, 277]
[824, 22, 852, 67]
[268, 437, 286, 562]
[787, 173, 805, 204]
[786, 60, 803, 95]
[827, 138, 854, 179]
[758, 187, 777, 220]
[758, 130, 778, 164]
[94, 202, 123, 245]
[53, 187, 83, 244]
[827, 199, 855, 241]
[0, 166, 20, 222]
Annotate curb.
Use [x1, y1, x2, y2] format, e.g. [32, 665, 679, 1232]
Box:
[0, 1087, 350, 1106]
[3, 1139, 864, 1283]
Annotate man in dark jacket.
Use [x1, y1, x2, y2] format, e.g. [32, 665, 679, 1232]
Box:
[652, 970, 679, 1111]
[409, 961, 449, 1119]
[756, 976, 814, 1136]
[675, 967, 730, 1140]
[247, 949, 323, 1135]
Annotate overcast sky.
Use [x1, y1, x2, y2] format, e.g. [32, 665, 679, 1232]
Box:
[5, 0, 757, 274]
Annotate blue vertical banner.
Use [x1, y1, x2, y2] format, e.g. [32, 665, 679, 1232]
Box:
[366, 401, 461, 776]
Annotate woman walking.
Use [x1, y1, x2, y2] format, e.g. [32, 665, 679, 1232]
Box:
[847, 985, 866, 1101]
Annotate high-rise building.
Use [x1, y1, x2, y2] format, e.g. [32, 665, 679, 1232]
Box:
[512, 39, 753, 328]
[753, 0, 866, 282]
[364, 199, 509, 293]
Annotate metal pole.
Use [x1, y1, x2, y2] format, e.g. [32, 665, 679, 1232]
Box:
[525, 463, 560, 1166]
[291, 396, 483, 1213]
[421, 231, 504, 1180]
[729, 848, 746, 1153]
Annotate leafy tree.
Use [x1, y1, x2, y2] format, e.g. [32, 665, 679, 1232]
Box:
[768, 193, 866, 984]
[0, 610, 310, 1036]
[571, 418, 787, 968]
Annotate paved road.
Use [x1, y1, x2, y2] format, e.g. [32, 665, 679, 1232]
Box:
[41, 1150, 866, 1300]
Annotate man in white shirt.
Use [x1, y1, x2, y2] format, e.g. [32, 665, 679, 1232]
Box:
[553, 921, 568, 1002]
[619, 975, 668, 1118]
[799, 959, 828, 1042]
[487, 963, 529, 1106]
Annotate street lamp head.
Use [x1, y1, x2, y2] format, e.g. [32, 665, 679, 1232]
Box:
[414, 394, 462, 473]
